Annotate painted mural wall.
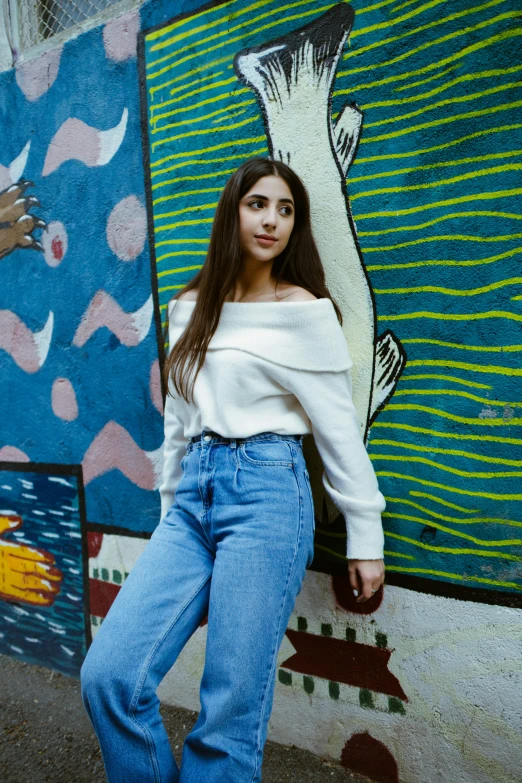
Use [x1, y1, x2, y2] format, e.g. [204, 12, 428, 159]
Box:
[1, 1, 521, 782]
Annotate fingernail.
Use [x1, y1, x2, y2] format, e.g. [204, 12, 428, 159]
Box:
[353, 589, 358, 597]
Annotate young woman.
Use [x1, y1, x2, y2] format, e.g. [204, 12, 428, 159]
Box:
[80, 157, 386, 783]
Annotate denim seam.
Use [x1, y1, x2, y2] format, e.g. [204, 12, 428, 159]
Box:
[249, 444, 304, 783]
[127, 568, 213, 783]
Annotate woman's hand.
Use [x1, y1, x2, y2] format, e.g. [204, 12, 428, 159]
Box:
[348, 558, 385, 603]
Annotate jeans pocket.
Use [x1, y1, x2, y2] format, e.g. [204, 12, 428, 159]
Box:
[240, 439, 294, 467]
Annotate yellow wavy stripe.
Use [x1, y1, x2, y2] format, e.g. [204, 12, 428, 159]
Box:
[379, 66, 522, 112]
[372, 421, 522, 445]
[378, 311, 522, 325]
[403, 358, 522, 376]
[361, 78, 522, 130]
[212, 108, 248, 123]
[394, 65, 458, 92]
[156, 265, 203, 279]
[352, 163, 522, 201]
[151, 146, 268, 180]
[151, 115, 260, 152]
[150, 136, 267, 168]
[152, 70, 223, 105]
[384, 565, 522, 590]
[375, 471, 522, 500]
[383, 402, 522, 424]
[355, 188, 522, 221]
[159, 284, 195, 294]
[363, 233, 522, 250]
[347, 0, 511, 67]
[385, 529, 522, 558]
[146, 5, 337, 80]
[153, 184, 222, 199]
[359, 211, 522, 238]
[399, 373, 492, 389]
[374, 277, 522, 296]
[154, 202, 218, 221]
[393, 388, 522, 408]
[148, 0, 329, 68]
[151, 80, 243, 116]
[155, 219, 213, 234]
[313, 543, 415, 562]
[350, 148, 522, 186]
[155, 239, 209, 246]
[149, 56, 234, 98]
[350, 0, 450, 43]
[385, 495, 522, 529]
[152, 165, 235, 187]
[156, 251, 207, 263]
[146, 0, 237, 41]
[391, 0, 423, 13]
[371, 453, 522, 479]
[354, 124, 522, 164]
[339, 19, 521, 78]
[151, 98, 254, 129]
[360, 99, 522, 145]
[512, 294, 522, 301]
[373, 439, 522, 466]
[409, 490, 478, 513]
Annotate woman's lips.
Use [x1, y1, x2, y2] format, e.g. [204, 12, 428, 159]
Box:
[255, 236, 277, 246]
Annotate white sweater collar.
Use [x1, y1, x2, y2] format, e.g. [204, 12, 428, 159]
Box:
[167, 298, 352, 372]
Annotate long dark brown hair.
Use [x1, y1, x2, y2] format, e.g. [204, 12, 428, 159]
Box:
[163, 156, 343, 403]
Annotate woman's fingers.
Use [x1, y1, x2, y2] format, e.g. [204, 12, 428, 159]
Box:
[348, 560, 361, 597]
[347, 559, 385, 602]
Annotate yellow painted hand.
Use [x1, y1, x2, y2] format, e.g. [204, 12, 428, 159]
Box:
[0, 515, 63, 606]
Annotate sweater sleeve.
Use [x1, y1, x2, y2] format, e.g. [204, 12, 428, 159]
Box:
[158, 380, 189, 521]
[277, 364, 386, 560]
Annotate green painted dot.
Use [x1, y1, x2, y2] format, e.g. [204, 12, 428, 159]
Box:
[303, 676, 314, 695]
[124, 572, 130, 580]
[92, 568, 99, 580]
[278, 669, 292, 686]
[375, 632, 388, 648]
[329, 681, 340, 700]
[359, 688, 374, 709]
[99, 617, 104, 625]
[112, 569, 122, 585]
[346, 626, 356, 643]
[101, 568, 110, 581]
[91, 616, 98, 626]
[297, 616, 308, 632]
[321, 623, 333, 637]
[389, 697, 406, 715]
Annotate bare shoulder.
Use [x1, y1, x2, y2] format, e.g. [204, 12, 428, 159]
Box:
[176, 289, 199, 301]
[280, 286, 318, 302]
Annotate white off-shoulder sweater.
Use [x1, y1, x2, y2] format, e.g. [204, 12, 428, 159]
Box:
[159, 297, 385, 560]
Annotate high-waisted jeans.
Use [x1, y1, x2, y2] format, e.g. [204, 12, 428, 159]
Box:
[80, 429, 315, 783]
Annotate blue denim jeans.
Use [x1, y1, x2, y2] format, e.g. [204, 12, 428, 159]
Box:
[80, 430, 315, 783]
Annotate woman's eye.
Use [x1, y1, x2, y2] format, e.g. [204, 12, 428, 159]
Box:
[249, 200, 263, 209]
[280, 207, 293, 216]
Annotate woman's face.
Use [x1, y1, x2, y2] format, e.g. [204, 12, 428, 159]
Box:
[238, 175, 295, 265]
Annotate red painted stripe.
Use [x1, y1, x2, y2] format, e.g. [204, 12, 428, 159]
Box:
[89, 578, 120, 617]
[283, 630, 407, 700]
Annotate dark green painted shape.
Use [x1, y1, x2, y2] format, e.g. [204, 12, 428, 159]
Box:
[101, 568, 109, 581]
[321, 623, 333, 637]
[92, 568, 99, 580]
[297, 616, 308, 632]
[303, 675, 314, 695]
[345, 626, 356, 642]
[389, 697, 406, 715]
[278, 669, 292, 686]
[359, 688, 374, 709]
[375, 631, 388, 648]
[113, 570, 122, 585]
[329, 681, 340, 700]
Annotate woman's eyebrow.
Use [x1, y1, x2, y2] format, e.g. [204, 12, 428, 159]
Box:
[247, 193, 294, 205]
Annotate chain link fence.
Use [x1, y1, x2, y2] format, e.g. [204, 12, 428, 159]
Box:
[10, 0, 123, 50]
